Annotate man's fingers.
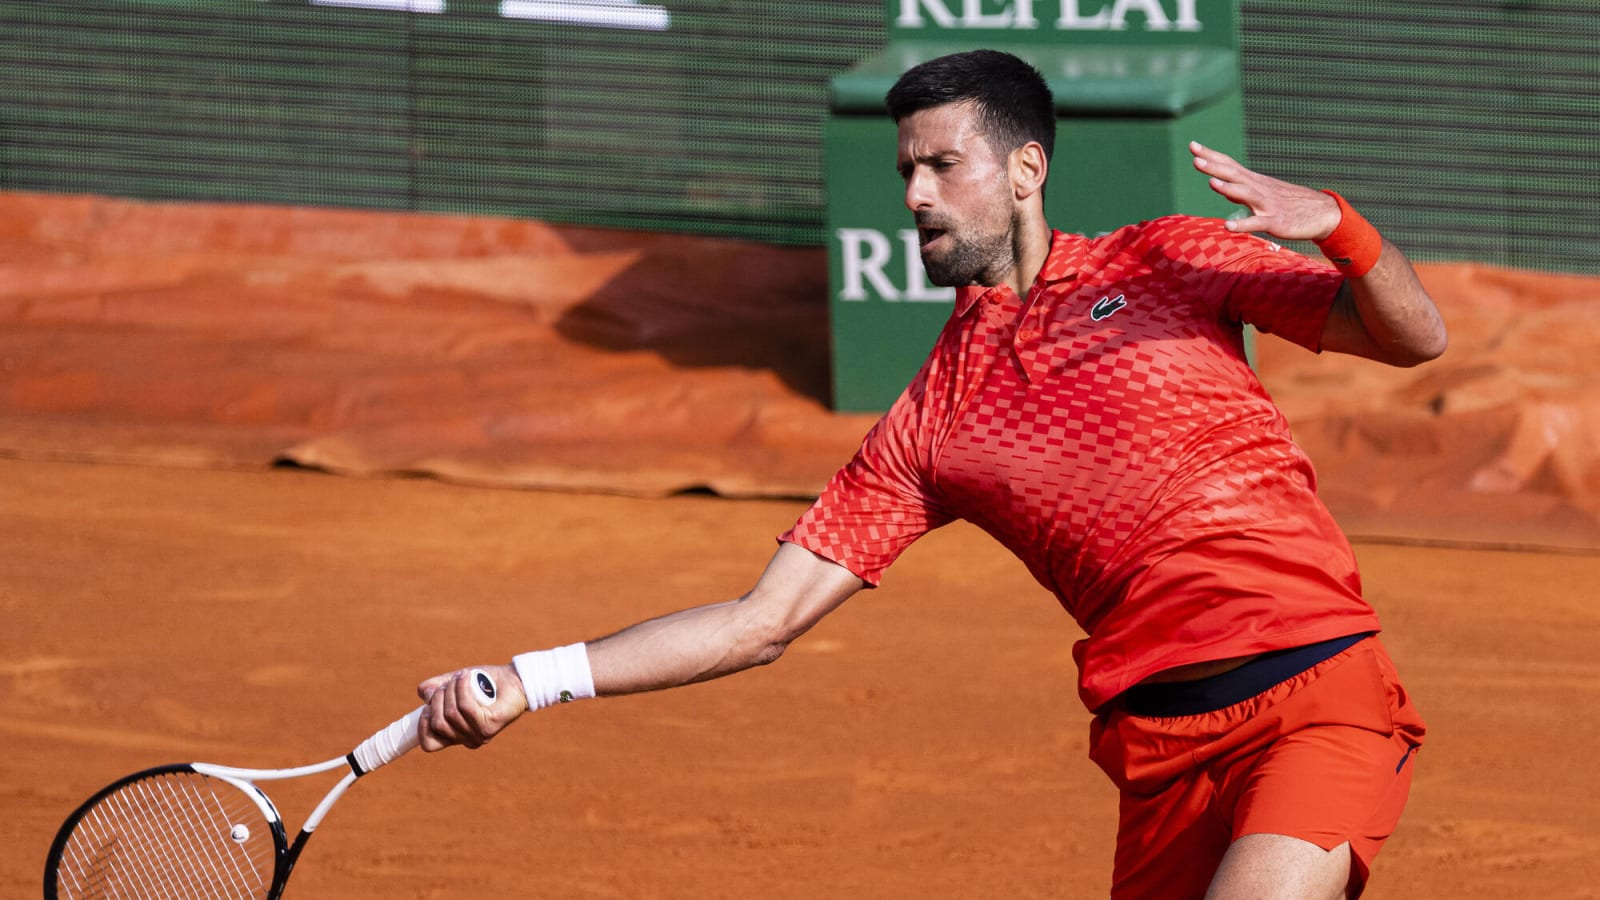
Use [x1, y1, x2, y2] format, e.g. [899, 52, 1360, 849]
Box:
[1190, 141, 1247, 178]
[1192, 142, 1281, 211]
[419, 694, 450, 752]
[1190, 140, 1227, 163]
[443, 669, 496, 746]
[1193, 146, 1284, 228]
[1194, 150, 1265, 210]
[416, 673, 449, 702]
[1206, 174, 1257, 205]
[440, 671, 474, 735]
[1192, 139, 1344, 241]
[418, 705, 447, 752]
[417, 669, 482, 751]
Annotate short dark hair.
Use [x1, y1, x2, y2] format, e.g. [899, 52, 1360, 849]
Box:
[885, 49, 1055, 165]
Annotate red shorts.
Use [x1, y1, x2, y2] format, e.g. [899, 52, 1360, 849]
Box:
[1089, 635, 1426, 899]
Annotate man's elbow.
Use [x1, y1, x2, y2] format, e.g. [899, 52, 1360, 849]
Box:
[751, 637, 791, 667]
[1419, 328, 1449, 364]
[734, 602, 805, 669]
[1388, 326, 1448, 368]
[743, 623, 800, 669]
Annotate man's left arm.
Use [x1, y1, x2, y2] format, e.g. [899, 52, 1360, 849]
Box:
[1190, 141, 1447, 368]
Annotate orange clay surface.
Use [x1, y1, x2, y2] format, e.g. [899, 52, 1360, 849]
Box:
[2, 193, 1598, 897]
[2, 457, 1597, 899]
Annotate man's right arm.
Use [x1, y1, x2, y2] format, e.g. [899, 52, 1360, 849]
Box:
[417, 541, 865, 751]
[586, 541, 866, 694]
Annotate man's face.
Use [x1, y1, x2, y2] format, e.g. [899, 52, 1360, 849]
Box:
[896, 101, 1019, 288]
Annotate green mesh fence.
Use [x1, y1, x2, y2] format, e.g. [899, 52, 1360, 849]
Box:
[2, 2, 1596, 269]
[1239, 2, 1600, 274]
[0, 1, 886, 245]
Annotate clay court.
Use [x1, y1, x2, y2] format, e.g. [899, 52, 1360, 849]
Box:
[3, 195, 1598, 897]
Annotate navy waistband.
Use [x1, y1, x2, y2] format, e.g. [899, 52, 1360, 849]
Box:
[1120, 632, 1374, 718]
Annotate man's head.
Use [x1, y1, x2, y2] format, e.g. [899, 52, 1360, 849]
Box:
[886, 49, 1055, 167]
[885, 51, 1054, 288]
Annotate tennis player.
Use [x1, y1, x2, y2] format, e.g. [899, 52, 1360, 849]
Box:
[419, 49, 1446, 899]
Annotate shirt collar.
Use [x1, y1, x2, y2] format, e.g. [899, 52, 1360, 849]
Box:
[954, 230, 1083, 318]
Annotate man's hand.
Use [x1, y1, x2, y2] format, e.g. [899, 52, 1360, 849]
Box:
[416, 663, 529, 752]
[1190, 141, 1341, 242]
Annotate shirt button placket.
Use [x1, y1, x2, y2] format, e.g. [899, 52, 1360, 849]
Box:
[1013, 318, 1042, 382]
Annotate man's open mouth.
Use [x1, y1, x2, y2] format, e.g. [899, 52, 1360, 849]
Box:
[919, 227, 946, 249]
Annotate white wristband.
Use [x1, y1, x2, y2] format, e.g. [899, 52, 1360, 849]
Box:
[512, 642, 596, 711]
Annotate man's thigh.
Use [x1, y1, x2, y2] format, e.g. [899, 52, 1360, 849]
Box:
[1205, 834, 1351, 900]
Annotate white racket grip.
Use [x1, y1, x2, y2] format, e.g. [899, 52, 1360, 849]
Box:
[349, 706, 423, 775]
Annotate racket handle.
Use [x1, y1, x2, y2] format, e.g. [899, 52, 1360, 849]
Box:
[348, 670, 499, 774]
[350, 707, 424, 775]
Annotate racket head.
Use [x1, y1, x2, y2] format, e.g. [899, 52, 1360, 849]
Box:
[45, 764, 288, 900]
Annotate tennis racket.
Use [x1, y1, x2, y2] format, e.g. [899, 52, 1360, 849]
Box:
[43, 669, 499, 899]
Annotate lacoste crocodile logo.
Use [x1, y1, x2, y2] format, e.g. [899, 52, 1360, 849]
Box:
[1090, 294, 1127, 321]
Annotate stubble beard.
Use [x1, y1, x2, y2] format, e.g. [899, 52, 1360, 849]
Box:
[919, 204, 1021, 289]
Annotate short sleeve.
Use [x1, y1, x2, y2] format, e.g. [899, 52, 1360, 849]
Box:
[779, 369, 953, 586]
[1215, 231, 1344, 352]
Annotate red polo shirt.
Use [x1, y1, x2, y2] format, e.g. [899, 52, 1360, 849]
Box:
[782, 216, 1380, 712]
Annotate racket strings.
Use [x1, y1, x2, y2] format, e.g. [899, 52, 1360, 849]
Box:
[55, 771, 275, 899]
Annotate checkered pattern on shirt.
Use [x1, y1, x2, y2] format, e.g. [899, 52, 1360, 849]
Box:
[783, 216, 1380, 711]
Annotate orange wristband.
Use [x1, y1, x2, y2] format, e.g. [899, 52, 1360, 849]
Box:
[1316, 190, 1382, 277]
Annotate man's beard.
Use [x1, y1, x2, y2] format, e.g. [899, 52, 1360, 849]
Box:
[917, 207, 1019, 288]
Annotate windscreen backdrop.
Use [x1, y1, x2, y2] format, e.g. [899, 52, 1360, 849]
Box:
[1239, 3, 1598, 275]
[2, 1, 1596, 271]
[2, 0, 886, 245]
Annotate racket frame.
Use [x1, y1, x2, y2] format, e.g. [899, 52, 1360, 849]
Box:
[45, 670, 495, 899]
[46, 735, 387, 898]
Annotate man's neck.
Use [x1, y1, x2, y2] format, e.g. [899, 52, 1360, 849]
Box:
[998, 213, 1054, 298]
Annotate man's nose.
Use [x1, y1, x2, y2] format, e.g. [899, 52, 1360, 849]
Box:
[904, 169, 932, 212]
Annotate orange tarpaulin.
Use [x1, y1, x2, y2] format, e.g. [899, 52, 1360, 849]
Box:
[2, 191, 1597, 548]
[1257, 263, 1600, 550]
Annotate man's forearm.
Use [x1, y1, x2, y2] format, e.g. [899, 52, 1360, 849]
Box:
[580, 542, 866, 696]
[584, 597, 785, 696]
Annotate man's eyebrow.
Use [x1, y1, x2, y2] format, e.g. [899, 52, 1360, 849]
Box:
[900, 147, 961, 165]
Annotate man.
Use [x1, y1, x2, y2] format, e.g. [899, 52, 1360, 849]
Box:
[418, 50, 1446, 899]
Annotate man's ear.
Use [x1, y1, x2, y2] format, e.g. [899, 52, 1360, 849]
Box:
[1010, 142, 1048, 201]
